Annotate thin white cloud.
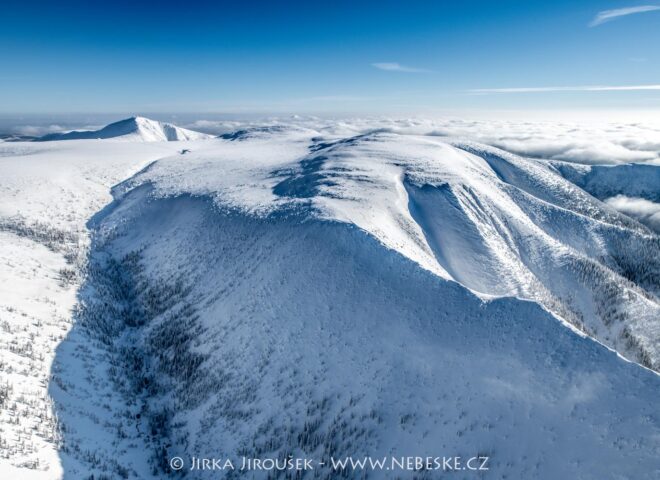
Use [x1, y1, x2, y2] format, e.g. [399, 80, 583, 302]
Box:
[590, 5, 660, 27]
[304, 95, 373, 102]
[14, 124, 66, 136]
[469, 84, 660, 94]
[371, 62, 428, 73]
[605, 195, 660, 232]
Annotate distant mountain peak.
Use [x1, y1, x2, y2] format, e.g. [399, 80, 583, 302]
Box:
[36, 116, 212, 142]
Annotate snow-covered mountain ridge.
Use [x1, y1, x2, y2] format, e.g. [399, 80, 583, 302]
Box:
[127, 130, 659, 369]
[0, 118, 658, 479]
[35, 116, 211, 142]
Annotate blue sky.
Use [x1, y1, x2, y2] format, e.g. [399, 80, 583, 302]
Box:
[1, 0, 659, 114]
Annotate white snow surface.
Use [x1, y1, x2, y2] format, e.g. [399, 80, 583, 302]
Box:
[0, 117, 658, 479]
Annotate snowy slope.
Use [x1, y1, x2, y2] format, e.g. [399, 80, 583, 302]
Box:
[550, 160, 660, 202]
[0, 119, 658, 479]
[550, 160, 660, 232]
[0, 137, 205, 477]
[35, 116, 211, 142]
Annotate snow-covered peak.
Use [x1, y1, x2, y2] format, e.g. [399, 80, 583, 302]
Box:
[36, 116, 212, 142]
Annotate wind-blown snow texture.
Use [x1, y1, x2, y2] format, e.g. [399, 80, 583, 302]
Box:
[0, 117, 658, 479]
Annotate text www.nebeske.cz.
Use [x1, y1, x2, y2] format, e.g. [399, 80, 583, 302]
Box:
[175, 455, 490, 472]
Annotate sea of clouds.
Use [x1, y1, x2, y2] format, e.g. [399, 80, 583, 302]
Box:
[3, 115, 659, 166]
[185, 116, 660, 166]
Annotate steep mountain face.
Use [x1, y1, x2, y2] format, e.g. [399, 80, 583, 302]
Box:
[52, 197, 657, 480]
[0, 123, 658, 479]
[551, 160, 660, 202]
[36, 116, 211, 142]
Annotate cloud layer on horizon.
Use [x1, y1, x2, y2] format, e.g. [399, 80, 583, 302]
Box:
[183, 116, 660, 166]
[3, 115, 659, 168]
